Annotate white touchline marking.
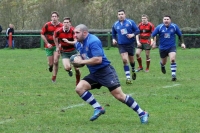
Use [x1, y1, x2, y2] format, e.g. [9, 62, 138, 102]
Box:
[0, 119, 14, 124]
[62, 103, 86, 110]
[163, 84, 181, 88]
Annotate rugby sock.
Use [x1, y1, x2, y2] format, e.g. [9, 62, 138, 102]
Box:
[81, 91, 102, 109]
[146, 59, 150, 69]
[124, 95, 145, 116]
[171, 62, 177, 77]
[52, 76, 56, 81]
[130, 62, 135, 72]
[48, 65, 53, 72]
[160, 61, 165, 67]
[124, 65, 131, 79]
[137, 57, 143, 68]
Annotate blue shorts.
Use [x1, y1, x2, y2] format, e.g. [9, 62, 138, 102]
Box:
[117, 43, 135, 56]
[159, 46, 176, 58]
[83, 65, 121, 92]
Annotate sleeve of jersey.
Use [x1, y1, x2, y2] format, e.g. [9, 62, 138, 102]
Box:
[131, 21, 140, 35]
[151, 26, 159, 37]
[175, 25, 182, 36]
[41, 24, 46, 35]
[90, 42, 103, 57]
[111, 25, 117, 39]
[54, 30, 58, 38]
[151, 23, 155, 32]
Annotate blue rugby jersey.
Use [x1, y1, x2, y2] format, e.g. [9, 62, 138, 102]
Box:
[75, 34, 110, 73]
[112, 19, 140, 45]
[151, 23, 182, 50]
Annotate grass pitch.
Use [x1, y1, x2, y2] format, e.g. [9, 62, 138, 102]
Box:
[0, 47, 200, 133]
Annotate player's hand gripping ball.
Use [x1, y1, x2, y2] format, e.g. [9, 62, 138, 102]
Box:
[70, 54, 85, 68]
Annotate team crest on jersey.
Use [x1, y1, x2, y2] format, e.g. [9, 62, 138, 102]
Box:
[126, 24, 129, 27]
[170, 29, 174, 32]
[162, 30, 165, 32]
[143, 30, 146, 33]
[117, 26, 120, 29]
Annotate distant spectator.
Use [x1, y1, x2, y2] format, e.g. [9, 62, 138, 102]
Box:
[5, 24, 15, 49]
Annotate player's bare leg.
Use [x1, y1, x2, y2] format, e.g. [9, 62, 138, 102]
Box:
[136, 48, 143, 72]
[145, 50, 150, 72]
[62, 58, 73, 77]
[52, 51, 60, 82]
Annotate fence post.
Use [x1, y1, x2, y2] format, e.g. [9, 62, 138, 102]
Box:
[9, 32, 12, 48]
[40, 37, 44, 49]
[106, 32, 111, 50]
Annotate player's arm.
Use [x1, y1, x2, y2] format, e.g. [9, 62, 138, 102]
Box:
[41, 24, 52, 48]
[150, 26, 159, 49]
[74, 42, 103, 65]
[77, 56, 102, 66]
[53, 33, 60, 52]
[136, 34, 141, 47]
[178, 35, 186, 49]
[112, 25, 118, 45]
[127, 21, 140, 38]
[176, 26, 186, 49]
[62, 38, 77, 45]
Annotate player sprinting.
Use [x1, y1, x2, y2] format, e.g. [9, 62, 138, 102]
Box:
[73, 24, 149, 124]
[151, 15, 186, 81]
[136, 14, 156, 72]
[41, 11, 63, 82]
[53, 17, 80, 85]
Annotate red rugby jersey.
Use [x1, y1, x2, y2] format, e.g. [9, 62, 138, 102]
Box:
[138, 22, 155, 44]
[41, 21, 63, 48]
[54, 26, 75, 52]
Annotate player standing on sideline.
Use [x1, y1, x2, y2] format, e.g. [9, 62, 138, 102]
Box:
[41, 11, 63, 82]
[112, 9, 140, 84]
[54, 17, 81, 85]
[135, 14, 156, 72]
[73, 24, 149, 123]
[151, 15, 186, 81]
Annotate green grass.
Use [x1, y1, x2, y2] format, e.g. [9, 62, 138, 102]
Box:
[0, 47, 200, 133]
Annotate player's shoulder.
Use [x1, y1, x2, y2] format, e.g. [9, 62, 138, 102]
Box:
[58, 22, 63, 27]
[148, 22, 154, 26]
[171, 23, 179, 27]
[126, 18, 135, 23]
[55, 27, 63, 33]
[113, 20, 119, 27]
[156, 23, 164, 28]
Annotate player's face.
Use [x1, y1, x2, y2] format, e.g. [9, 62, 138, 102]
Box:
[118, 11, 126, 21]
[163, 17, 171, 27]
[51, 13, 59, 22]
[142, 17, 148, 24]
[74, 28, 84, 42]
[63, 20, 71, 29]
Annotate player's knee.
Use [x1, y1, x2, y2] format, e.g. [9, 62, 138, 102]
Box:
[136, 53, 140, 58]
[54, 61, 59, 66]
[122, 59, 128, 64]
[75, 85, 85, 95]
[171, 59, 175, 63]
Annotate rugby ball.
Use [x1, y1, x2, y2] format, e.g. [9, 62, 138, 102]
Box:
[70, 54, 85, 68]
